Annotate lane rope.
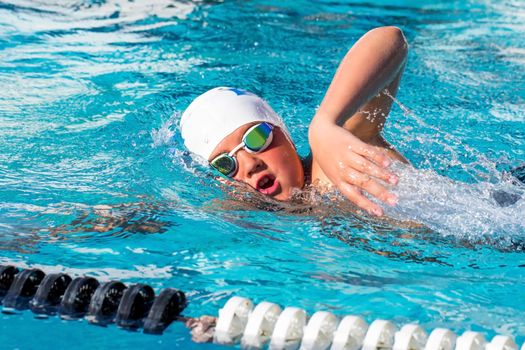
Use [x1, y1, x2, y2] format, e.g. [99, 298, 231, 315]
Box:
[1, 265, 522, 350]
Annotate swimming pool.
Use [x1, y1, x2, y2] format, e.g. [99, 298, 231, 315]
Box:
[0, 0, 524, 348]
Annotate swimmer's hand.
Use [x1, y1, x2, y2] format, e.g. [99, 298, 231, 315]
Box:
[185, 316, 216, 343]
[309, 118, 398, 216]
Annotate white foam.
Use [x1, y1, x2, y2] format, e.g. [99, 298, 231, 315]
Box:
[66, 245, 120, 255]
[490, 102, 524, 122]
[64, 112, 126, 132]
[384, 162, 525, 244]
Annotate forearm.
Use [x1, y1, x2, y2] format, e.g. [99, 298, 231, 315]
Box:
[311, 26, 408, 128]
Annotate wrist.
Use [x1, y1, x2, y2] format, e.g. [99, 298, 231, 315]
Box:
[308, 115, 330, 148]
[308, 116, 346, 155]
[309, 111, 337, 131]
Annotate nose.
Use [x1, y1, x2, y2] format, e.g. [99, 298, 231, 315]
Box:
[235, 150, 264, 182]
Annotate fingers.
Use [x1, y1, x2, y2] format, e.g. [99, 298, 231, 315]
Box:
[342, 167, 398, 206]
[185, 318, 197, 328]
[339, 182, 384, 216]
[353, 138, 392, 168]
[346, 152, 398, 185]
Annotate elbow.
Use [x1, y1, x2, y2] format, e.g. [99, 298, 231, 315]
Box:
[370, 26, 408, 55]
[385, 26, 408, 53]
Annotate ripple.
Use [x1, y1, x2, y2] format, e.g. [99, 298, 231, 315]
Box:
[0, 0, 199, 33]
[0, 257, 173, 281]
[0, 74, 91, 110]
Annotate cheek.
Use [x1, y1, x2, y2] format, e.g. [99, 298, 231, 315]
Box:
[266, 149, 292, 169]
[279, 150, 294, 161]
[265, 148, 302, 183]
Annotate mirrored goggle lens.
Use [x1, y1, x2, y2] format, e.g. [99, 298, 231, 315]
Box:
[210, 154, 237, 176]
[243, 123, 272, 152]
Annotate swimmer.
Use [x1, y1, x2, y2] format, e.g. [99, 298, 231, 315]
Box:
[181, 26, 409, 216]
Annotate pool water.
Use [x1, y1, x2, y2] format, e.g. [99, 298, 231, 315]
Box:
[0, 0, 524, 348]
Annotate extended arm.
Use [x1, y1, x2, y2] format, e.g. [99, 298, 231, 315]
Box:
[309, 26, 408, 216]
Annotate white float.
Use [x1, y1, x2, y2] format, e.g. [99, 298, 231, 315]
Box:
[300, 311, 338, 350]
[214, 296, 253, 345]
[486, 335, 517, 350]
[455, 331, 486, 350]
[330, 315, 368, 350]
[393, 324, 428, 350]
[241, 301, 282, 349]
[425, 328, 457, 350]
[362, 319, 397, 350]
[269, 307, 308, 350]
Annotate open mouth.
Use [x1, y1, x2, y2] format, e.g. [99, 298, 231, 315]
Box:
[256, 174, 279, 195]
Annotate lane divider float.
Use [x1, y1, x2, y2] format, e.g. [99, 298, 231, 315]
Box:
[213, 296, 522, 350]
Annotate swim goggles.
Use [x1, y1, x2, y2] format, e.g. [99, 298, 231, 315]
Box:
[209, 122, 274, 177]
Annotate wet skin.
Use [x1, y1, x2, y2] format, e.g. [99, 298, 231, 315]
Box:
[208, 123, 304, 201]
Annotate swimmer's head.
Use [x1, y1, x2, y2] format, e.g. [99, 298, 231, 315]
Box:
[181, 87, 304, 200]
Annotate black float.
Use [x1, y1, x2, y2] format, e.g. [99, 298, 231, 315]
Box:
[60, 277, 100, 319]
[30, 273, 72, 315]
[144, 288, 187, 334]
[87, 281, 127, 326]
[0, 265, 19, 300]
[2, 268, 45, 311]
[0, 265, 186, 335]
[116, 284, 155, 330]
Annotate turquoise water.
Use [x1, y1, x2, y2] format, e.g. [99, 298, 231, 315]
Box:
[0, 0, 524, 348]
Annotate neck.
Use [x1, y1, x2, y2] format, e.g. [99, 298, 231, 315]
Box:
[300, 154, 313, 186]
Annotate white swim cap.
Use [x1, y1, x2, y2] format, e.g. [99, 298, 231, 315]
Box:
[180, 87, 291, 161]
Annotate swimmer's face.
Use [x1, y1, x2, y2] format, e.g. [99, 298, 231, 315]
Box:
[208, 123, 304, 200]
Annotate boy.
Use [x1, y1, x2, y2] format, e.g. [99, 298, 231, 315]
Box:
[181, 26, 408, 217]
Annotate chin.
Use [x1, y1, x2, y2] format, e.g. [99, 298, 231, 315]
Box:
[271, 186, 291, 201]
[273, 185, 300, 201]
[274, 193, 291, 201]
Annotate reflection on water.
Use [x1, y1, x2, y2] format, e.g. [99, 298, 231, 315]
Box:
[0, 201, 175, 255]
[44, 201, 174, 238]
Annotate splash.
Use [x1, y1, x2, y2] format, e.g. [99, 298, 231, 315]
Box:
[382, 92, 525, 247]
[383, 162, 524, 245]
[151, 111, 180, 148]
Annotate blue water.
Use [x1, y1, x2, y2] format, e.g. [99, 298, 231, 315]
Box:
[0, 0, 524, 349]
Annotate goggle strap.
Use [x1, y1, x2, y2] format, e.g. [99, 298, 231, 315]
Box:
[228, 142, 245, 157]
